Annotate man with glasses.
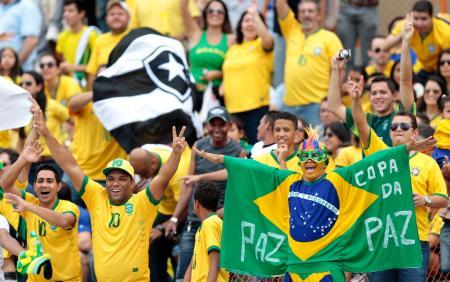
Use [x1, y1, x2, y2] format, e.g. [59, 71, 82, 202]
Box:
[349, 71, 448, 282]
[365, 36, 395, 77]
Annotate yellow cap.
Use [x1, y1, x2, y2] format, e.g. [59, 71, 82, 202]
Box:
[103, 158, 134, 178]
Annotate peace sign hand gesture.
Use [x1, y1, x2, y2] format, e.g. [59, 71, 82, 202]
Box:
[172, 126, 187, 155]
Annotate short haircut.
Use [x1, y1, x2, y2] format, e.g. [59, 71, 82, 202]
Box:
[194, 182, 220, 212]
[412, 0, 433, 16]
[415, 112, 430, 125]
[264, 111, 281, 127]
[418, 124, 435, 139]
[35, 163, 61, 183]
[274, 112, 298, 130]
[57, 182, 72, 201]
[63, 0, 87, 13]
[394, 111, 418, 129]
[370, 75, 397, 94]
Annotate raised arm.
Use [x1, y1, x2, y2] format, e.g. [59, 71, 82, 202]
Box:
[382, 34, 402, 52]
[0, 141, 42, 196]
[5, 193, 76, 229]
[275, 0, 290, 19]
[248, 0, 273, 50]
[327, 54, 347, 121]
[349, 76, 371, 147]
[180, 0, 201, 41]
[33, 109, 85, 191]
[398, 13, 414, 110]
[150, 127, 188, 201]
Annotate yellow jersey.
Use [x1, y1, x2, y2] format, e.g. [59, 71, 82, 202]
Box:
[70, 101, 127, 180]
[130, 0, 200, 37]
[56, 25, 99, 66]
[78, 176, 159, 281]
[392, 18, 450, 72]
[279, 10, 342, 106]
[25, 99, 69, 157]
[362, 129, 448, 241]
[191, 214, 228, 282]
[334, 145, 362, 167]
[325, 155, 335, 174]
[435, 119, 450, 149]
[430, 114, 443, 128]
[0, 130, 18, 149]
[222, 37, 273, 113]
[253, 150, 303, 174]
[342, 92, 372, 114]
[365, 60, 395, 77]
[44, 75, 81, 107]
[143, 144, 191, 215]
[429, 211, 444, 235]
[21, 192, 81, 282]
[86, 30, 129, 75]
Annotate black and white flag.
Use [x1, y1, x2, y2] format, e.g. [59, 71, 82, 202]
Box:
[93, 28, 198, 153]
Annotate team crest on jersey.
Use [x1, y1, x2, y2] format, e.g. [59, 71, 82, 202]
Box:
[428, 44, 436, 53]
[411, 167, 420, 176]
[50, 225, 57, 231]
[314, 47, 322, 55]
[125, 203, 134, 215]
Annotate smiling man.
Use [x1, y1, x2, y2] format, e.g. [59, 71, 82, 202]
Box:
[32, 106, 188, 281]
[0, 141, 81, 281]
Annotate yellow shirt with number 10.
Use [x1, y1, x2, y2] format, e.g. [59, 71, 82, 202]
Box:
[78, 176, 159, 281]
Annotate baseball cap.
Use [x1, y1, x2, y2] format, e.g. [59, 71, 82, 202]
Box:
[207, 106, 230, 123]
[103, 158, 134, 178]
[106, 0, 130, 14]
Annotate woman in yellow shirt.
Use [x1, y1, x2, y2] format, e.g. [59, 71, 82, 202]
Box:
[323, 122, 351, 172]
[417, 75, 447, 127]
[39, 53, 81, 107]
[222, 4, 274, 144]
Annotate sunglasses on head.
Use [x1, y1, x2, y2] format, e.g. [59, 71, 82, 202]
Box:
[20, 81, 33, 87]
[39, 62, 55, 69]
[390, 122, 413, 131]
[439, 60, 450, 66]
[298, 150, 327, 162]
[206, 8, 225, 15]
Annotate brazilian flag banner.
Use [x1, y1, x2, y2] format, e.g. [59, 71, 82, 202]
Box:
[221, 145, 422, 277]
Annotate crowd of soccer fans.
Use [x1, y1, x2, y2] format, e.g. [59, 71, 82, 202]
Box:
[0, 0, 450, 281]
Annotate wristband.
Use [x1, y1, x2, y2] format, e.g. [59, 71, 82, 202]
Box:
[169, 217, 178, 224]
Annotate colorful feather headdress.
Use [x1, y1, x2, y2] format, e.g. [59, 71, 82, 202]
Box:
[301, 126, 327, 153]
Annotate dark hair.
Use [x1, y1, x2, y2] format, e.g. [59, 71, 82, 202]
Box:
[57, 182, 72, 201]
[0, 148, 19, 164]
[370, 75, 397, 94]
[0, 47, 21, 82]
[23, 71, 47, 115]
[297, 116, 309, 138]
[264, 111, 281, 128]
[194, 181, 220, 211]
[324, 122, 351, 146]
[35, 163, 62, 183]
[230, 115, 249, 141]
[393, 111, 418, 129]
[412, 0, 433, 16]
[39, 53, 60, 67]
[388, 16, 404, 34]
[236, 11, 266, 44]
[418, 124, 435, 139]
[440, 95, 450, 112]
[63, 0, 87, 13]
[201, 0, 232, 33]
[348, 65, 368, 83]
[415, 112, 430, 125]
[389, 60, 401, 91]
[437, 49, 450, 77]
[417, 75, 448, 112]
[274, 112, 298, 130]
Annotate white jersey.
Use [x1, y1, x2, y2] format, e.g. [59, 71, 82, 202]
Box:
[250, 142, 277, 159]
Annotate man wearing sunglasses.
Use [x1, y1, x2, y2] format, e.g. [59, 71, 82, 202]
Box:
[365, 36, 395, 77]
[349, 69, 448, 282]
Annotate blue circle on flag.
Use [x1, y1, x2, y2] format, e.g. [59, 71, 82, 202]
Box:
[288, 178, 340, 242]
